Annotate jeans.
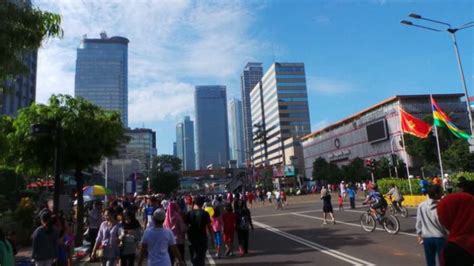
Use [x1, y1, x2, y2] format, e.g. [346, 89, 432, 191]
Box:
[349, 197, 355, 209]
[189, 239, 207, 266]
[422, 237, 445, 266]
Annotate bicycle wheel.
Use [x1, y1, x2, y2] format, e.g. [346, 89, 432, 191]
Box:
[383, 215, 400, 234]
[360, 213, 376, 232]
[399, 207, 408, 218]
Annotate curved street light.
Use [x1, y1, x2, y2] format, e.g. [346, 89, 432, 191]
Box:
[401, 14, 474, 138]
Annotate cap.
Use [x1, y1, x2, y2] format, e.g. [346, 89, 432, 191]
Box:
[153, 208, 166, 222]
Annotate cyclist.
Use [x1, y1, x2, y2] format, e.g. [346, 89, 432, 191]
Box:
[363, 184, 388, 220]
[385, 184, 404, 213]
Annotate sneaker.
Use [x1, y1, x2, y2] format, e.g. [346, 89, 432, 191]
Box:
[323, 221, 327, 225]
[333, 219, 336, 225]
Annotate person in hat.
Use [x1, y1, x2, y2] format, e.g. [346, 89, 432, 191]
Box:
[138, 209, 184, 266]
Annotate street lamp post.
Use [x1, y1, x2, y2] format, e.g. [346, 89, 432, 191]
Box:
[401, 14, 474, 139]
[390, 136, 399, 178]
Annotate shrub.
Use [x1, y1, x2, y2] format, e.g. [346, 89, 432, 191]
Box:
[377, 178, 421, 195]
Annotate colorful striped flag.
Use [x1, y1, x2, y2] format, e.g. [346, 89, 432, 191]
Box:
[469, 96, 474, 109]
[431, 96, 471, 139]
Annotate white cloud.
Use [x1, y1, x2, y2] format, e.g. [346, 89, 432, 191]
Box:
[307, 75, 357, 95]
[33, 0, 265, 123]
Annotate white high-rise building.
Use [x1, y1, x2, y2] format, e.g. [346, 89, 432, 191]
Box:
[229, 99, 245, 167]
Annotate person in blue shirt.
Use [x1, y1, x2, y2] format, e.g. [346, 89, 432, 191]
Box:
[143, 197, 160, 229]
[346, 184, 356, 209]
[363, 184, 388, 219]
[420, 177, 429, 195]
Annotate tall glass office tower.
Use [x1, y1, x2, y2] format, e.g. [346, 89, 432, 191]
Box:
[75, 32, 129, 126]
[250, 62, 311, 166]
[176, 116, 196, 171]
[229, 99, 245, 167]
[241, 63, 263, 164]
[195, 86, 229, 169]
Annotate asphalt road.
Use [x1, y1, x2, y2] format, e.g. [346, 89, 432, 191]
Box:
[214, 195, 424, 266]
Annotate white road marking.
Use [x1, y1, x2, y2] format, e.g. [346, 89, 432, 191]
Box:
[292, 213, 417, 237]
[253, 220, 375, 266]
[206, 251, 216, 265]
[253, 209, 317, 218]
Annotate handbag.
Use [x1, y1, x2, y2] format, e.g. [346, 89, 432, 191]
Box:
[95, 247, 104, 258]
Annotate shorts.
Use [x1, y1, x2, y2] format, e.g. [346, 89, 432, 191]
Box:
[214, 231, 222, 246]
[323, 205, 333, 213]
[223, 232, 234, 243]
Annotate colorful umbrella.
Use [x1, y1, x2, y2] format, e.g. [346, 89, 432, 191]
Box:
[83, 185, 111, 196]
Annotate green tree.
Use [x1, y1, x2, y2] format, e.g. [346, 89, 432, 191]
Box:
[149, 155, 182, 194]
[312, 157, 330, 181]
[150, 172, 180, 195]
[341, 157, 370, 182]
[0, 116, 14, 164]
[374, 157, 391, 179]
[442, 139, 474, 172]
[152, 154, 182, 172]
[9, 94, 127, 246]
[0, 2, 62, 82]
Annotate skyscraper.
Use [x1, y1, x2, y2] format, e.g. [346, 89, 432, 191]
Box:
[250, 62, 311, 166]
[195, 86, 229, 169]
[229, 99, 245, 167]
[176, 116, 196, 170]
[1, 1, 37, 117]
[74, 32, 129, 126]
[241, 63, 263, 164]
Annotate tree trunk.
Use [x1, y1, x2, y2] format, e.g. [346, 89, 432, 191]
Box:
[74, 168, 84, 247]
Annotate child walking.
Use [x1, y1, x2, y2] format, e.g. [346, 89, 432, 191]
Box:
[338, 194, 344, 211]
[211, 206, 224, 258]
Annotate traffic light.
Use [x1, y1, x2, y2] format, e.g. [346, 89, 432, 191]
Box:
[365, 159, 376, 172]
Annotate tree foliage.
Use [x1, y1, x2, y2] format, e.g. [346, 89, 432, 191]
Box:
[149, 155, 182, 194]
[8, 94, 127, 246]
[312, 157, 371, 183]
[0, 1, 62, 82]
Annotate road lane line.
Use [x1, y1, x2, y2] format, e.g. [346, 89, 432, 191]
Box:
[253, 220, 375, 266]
[292, 213, 417, 237]
[206, 251, 216, 265]
[253, 209, 317, 218]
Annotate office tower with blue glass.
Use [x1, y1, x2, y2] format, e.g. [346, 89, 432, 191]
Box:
[74, 32, 129, 126]
[241, 63, 263, 164]
[195, 86, 229, 169]
[250, 62, 311, 167]
[176, 116, 196, 171]
[229, 99, 245, 167]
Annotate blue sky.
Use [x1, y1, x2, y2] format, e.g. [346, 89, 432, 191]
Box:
[34, 0, 473, 155]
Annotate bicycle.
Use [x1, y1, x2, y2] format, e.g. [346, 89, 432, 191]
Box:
[360, 205, 400, 234]
[386, 197, 409, 218]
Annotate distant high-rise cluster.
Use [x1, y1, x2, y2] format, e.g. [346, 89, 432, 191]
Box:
[74, 32, 129, 127]
[176, 116, 196, 171]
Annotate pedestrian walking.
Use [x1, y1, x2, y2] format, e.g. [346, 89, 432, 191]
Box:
[338, 194, 344, 211]
[235, 201, 254, 257]
[138, 209, 185, 266]
[163, 202, 186, 265]
[91, 208, 121, 266]
[119, 210, 142, 266]
[211, 204, 224, 258]
[185, 197, 214, 266]
[415, 185, 447, 266]
[87, 200, 103, 257]
[437, 189, 474, 266]
[320, 186, 336, 225]
[222, 204, 236, 256]
[32, 211, 59, 266]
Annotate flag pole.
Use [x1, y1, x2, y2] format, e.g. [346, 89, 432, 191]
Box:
[398, 105, 413, 195]
[431, 95, 445, 178]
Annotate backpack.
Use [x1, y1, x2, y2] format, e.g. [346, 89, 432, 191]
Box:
[239, 215, 250, 230]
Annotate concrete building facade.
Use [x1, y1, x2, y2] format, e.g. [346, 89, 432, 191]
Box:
[250, 62, 311, 167]
[302, 94, 470, 178]
[229, 99, 245, 167]
[241, 63, 263, 164]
